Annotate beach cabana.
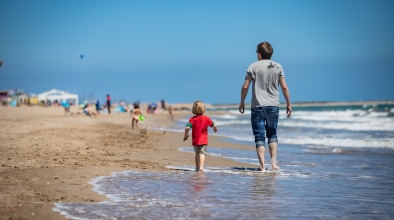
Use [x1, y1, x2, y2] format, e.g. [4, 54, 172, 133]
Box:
[38, 89, 79, 106]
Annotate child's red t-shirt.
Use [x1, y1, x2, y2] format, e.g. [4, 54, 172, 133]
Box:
[187, 115, 214, 146]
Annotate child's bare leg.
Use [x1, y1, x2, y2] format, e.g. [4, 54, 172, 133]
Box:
[256, 146, 266, 171]
[195, 153, 200, 171]
[198, 154, 205, 171]
[268, 142, 279, 170]
[132, 119, 135, 129]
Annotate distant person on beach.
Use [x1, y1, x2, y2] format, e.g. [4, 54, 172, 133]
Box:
[62, 101, 70, 115]
[161, 99, 166, 110]
[239, 41, 292, 171]
[95, 100, 101, 114]
[183, 101, 218, 172]
[131, 103, 143, 129]
[106, 94, 111, 114]
[83, 103, 97, 116]
[168, 105, 174, 121]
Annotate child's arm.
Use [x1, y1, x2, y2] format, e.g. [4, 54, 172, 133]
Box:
[183, 126, 190, 141]
[212, 123, 218, 133]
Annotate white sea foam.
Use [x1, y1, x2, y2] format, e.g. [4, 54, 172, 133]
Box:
[213, 120, 250, 126]
[280, 119, 394, 131]
[229, 109, 251, 115]
[211, 109, 394, 131]
[211, 114, 239, 120]
[289, 110, 389, 122]
[228, 135, 394, 149]
[281, 137, 394, 149]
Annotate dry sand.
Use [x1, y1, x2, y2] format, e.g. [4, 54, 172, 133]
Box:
[0, 106, 252, 219]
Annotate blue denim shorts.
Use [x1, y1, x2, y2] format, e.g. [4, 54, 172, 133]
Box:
[251, 106, 279, 148]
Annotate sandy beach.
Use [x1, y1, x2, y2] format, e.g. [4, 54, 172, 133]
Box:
[0, 105, 251, 219]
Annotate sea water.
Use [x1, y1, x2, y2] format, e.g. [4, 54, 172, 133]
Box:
[54, 103, 394, 219]
[188, 103, 394, 149]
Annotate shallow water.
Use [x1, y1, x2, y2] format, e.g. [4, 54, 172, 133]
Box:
[54, 103, 394, 219]
[170, 104, 394, 149]
[54, 145, 394, 219]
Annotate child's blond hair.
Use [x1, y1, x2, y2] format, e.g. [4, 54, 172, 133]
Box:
[192, 100, 205, 115]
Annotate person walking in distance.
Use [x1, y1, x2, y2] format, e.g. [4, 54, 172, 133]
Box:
[106, 94, 111, 114]
[239, 41, 292, 171]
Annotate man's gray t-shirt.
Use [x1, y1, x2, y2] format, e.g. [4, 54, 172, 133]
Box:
[246, 60, 284, 108]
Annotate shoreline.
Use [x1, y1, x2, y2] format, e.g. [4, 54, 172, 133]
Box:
[0, 106, 252, 219]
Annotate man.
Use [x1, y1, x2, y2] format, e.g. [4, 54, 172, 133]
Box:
[239, 41, 292, 171]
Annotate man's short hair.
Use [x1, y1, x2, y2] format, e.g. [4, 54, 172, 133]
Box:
[257, 41, 273, 59]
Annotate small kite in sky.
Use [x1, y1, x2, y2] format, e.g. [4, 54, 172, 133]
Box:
[79, 54, 84, 59]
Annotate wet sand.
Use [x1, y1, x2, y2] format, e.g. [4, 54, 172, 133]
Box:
[0, 106, 251, 219]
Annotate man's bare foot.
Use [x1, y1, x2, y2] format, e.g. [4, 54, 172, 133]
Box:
[256, 166, 267, 171]
[271, 158, 280, 170]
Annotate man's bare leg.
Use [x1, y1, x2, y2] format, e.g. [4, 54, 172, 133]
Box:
[268, 142, 280, 170]
[256, 146, 266, 171]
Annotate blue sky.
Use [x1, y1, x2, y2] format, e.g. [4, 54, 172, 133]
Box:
[1, 0, 393, 104]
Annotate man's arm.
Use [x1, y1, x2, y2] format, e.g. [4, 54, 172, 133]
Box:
[279, 77, 292, 117]
[239, 76, 252, 114]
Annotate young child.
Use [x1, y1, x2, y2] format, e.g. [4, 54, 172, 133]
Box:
[131, 103, 142, 129]
[183, 101, 218, 172]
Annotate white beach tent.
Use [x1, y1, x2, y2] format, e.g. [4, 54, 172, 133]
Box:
[37, 89, 79, 105]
